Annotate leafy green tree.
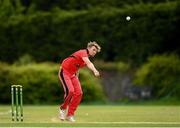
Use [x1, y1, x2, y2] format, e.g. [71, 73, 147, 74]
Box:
[134, 54, 180, 98]
[0, 0, 14, 18]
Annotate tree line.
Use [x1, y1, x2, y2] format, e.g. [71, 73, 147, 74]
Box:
[0, 1, 179, 66]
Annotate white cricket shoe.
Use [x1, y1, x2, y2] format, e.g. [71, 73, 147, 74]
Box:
[66, 116, 76, 122]
[59, 108, 66, 121]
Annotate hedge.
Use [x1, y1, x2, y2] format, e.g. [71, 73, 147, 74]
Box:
[0, 62, 105, 104]
[133, 54, 180, 99]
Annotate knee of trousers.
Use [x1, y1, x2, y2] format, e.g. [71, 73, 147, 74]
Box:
[69, 90, 75, 96]
[74, 91, 83, 97]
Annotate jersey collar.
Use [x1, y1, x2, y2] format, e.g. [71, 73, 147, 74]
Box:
[86, 49, 90, 57]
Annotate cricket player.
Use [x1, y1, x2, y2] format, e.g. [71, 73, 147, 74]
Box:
[58, 41, 101, 122]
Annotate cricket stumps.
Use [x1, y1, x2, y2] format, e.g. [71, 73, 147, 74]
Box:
[11, 85, 23, 122]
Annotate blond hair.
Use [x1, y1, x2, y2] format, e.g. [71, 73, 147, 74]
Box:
[87, 41, 101, 52]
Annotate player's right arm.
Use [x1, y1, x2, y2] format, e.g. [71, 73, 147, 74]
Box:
[82, 57, 100, 77]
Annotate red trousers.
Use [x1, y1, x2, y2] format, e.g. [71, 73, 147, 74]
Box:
[58, 69, 83, 116]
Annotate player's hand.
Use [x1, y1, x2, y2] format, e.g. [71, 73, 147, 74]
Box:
[94, 71, 100, 77]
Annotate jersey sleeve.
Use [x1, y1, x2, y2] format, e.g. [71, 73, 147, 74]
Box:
[79, 49, 88, 58]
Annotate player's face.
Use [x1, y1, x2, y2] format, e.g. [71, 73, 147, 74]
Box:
[89, 46, 98, 57]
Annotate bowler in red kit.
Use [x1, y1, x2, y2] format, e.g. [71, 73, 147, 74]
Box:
[58, 41, 101, 122]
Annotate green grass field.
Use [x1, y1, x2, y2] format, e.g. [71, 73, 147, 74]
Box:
[0, 105, 180, 127]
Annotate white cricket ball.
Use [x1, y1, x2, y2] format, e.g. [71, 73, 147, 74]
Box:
[85, 113, 89, 116]
[126, 16, 131, 21]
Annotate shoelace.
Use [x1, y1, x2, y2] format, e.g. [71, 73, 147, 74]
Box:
[60, 109, 65, 114]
